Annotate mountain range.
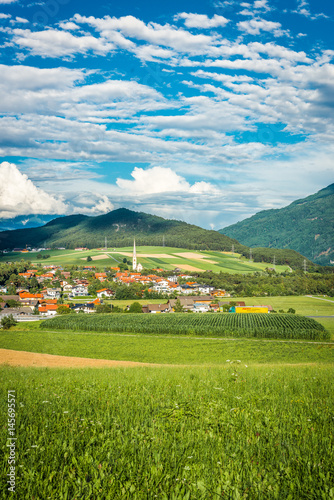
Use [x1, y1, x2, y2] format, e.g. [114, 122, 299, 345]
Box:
[220, 184, 334, 266]
[0, 208, 313, 269]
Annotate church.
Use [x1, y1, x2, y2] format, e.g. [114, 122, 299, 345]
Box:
[132, 239, 143, 272]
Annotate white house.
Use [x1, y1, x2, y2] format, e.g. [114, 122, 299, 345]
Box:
[45, 288, 61, 299]
[96, 288, 114, 298]
[70, 285, 89, 297]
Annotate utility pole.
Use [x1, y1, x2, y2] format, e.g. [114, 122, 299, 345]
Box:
[232, 244, 234, 254]
[273, 254, 276, 270]
[249, 248, 252, 262]
[303, 259, 307, 273]
[163, 235, 165, 247]
[105, 237, 107, 251]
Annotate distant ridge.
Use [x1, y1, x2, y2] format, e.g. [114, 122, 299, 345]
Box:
[220, 184, 334, 266]
[0, 208, 313, 268]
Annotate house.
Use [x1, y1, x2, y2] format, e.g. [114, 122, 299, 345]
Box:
[1, 295, 21, 307]
[0, 307, 33, 318]
[142, 303, 171, 313]
[96, 288, 114, 298]
[0, 286, 7, 294]
[198, 284, 215, 294]
[71, 303, 96, 313]
[38, 304, 70, 316]
[168, 295, 213, 312]
[70, 285, 89, 297]
[45, 288, 61, 299]
[211, 289, 227, 298]
[192, 302, 211, 313]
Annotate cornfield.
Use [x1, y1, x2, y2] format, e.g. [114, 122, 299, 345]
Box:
[41, 313, 329, 340]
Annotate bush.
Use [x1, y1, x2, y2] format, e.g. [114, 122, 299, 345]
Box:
[128, 302, 143, 313]
[1, 314, 18, 330]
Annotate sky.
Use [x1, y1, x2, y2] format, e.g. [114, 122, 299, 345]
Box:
[0, 0, 333, 230]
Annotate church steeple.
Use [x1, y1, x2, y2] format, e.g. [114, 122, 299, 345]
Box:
[132, 239, 137, 271]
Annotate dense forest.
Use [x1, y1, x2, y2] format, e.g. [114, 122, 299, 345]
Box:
[221, 183, 334, 266]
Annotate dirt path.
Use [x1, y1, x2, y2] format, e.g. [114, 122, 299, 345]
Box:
[0, 349, 166, 369]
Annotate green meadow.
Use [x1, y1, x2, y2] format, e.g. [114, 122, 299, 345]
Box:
[0, 246, 290, 273]
[1, 364, 333, 499]
[1, 296, 333, 498]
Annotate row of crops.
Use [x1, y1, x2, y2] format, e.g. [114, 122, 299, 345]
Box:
[40, 313, 330, 340]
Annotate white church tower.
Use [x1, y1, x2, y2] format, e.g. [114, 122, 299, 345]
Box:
[132, 239, 143, 272]
[132, 239, 137, 271]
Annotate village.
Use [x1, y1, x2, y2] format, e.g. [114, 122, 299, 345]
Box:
[0, 241, 273, 320]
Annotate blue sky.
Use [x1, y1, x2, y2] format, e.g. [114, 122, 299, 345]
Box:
[0, 0, 333, 229]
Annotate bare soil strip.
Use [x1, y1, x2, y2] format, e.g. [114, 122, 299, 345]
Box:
[0, 349, 167, 369]
[113, 252, 177, 259]
[80, 254, 109, 261]
[175, 264, 204, 272]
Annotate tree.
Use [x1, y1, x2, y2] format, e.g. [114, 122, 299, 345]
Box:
[1, 315, 17, 330]
[174, 298, 184, 313]
[287, 308, 296, 314]
[6, 300, 20, 308]
[57, 305, 71, 315]
[128, 302, 143, 313]
[87, 256, 92, 262]
[96, 304, 112, 314]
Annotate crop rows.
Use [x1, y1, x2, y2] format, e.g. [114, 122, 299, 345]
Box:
[41, 313, 329, 340]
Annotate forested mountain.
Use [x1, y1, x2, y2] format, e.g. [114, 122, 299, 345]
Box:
[220, 184, 334, 266]
[0, 208, 314, 269]
[0, 208, 245, 253]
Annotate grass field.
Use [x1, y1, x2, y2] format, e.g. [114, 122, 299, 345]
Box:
[0, 246, 290, 274]
[1, 324, 334, 365]
[1, 295, 333, 498]
[1, 364, 333, 498]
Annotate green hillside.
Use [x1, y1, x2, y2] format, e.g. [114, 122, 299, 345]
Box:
[0, 208, 314, 269]
[220, 184, 334, 266]
[0, 208, 245, 253]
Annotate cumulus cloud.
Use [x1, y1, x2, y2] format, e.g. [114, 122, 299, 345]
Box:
[237, 18, 288, 37]
[0, 162, 68, 218]
[70, 193, 114, 215]
[11, 28, 115, 58]
[116, 166, 219, 195]
[0, 0, 18, 3]
[175, 13, 229, 28]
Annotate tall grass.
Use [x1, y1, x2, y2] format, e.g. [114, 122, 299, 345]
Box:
[1, 365, 333, 499]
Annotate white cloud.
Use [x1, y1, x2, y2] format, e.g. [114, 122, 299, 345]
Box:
[237, 18, 288, 37]
[71, 193, 114, 215]
[10, 16, 29, 24]
[0, 0, 18, 3]
[254, 0, 270, 11]
[175, 13, 229, 29]
[116, 166, 219, 195]
[293, 0, 329, 20]
[11, 28, 115, 58]
[0, 162, 68, 218]
[72, 14, 215, 54]
[0, 13, 11, 19]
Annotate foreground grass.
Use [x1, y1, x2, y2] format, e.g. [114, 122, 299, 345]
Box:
[1, 365, 333, 499]
[1, 328, 334, 365]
